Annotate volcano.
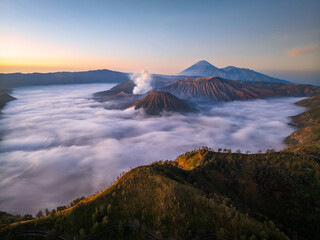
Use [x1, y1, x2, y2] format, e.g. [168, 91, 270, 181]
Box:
[160, 77, 320, 101]
[179, 60, 290, 84]
[131, 91, 193, 115]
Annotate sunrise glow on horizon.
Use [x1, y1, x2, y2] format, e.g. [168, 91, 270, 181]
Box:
[0, 0, 319, 83]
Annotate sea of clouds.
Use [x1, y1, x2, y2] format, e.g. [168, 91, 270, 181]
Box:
[0, 84, 305, 214]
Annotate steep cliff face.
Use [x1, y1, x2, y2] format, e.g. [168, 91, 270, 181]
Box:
[0, 89, 16, 112]
[247, 81, 320, 97]
[160, 77, 320, 101]
[131, 91, 193, 115]
[160, 77, 271, 101]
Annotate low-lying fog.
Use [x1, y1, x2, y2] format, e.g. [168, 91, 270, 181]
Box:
[0, 84, 305, 214]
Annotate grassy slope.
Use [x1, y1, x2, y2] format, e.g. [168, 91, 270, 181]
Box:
[285, 95, 320, 156]
[1, 149, 319, 240]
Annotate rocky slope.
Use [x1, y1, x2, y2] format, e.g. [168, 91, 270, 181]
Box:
[93, 80, 143, 109]
[246, 81, 320, 96]
[179, 60, 290, 84]
[131, 91, 194, 115]
[160, 77, 320, 101]
[94, 80, 136, 100]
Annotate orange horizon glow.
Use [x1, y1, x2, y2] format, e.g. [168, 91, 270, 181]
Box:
[0, 33, 180, 74]
[0, 60, 183, 75]
[2, 57, 319, 75]
[1, 33, 319, 75]
[0, 58, 129, 74]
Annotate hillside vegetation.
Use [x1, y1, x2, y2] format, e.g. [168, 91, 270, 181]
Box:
[285, 95, 320, 156]
[1, 148, 319, 240]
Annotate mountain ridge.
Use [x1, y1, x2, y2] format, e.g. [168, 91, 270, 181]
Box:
[285, 95, 320, 155]
[179, 60, 290, 84]
[1, 148, 319, 239]
[160, 77, 320, 101]
[0, 69, 130, 88]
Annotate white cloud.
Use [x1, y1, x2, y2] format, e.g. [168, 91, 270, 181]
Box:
[286, 43, 318, 57]
[0, 84, 305, 215]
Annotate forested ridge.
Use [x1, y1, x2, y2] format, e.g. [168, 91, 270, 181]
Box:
[1, 148, 319, 240]
[285, 95, 320, 156]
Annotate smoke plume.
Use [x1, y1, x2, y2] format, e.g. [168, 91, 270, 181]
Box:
[131, 70, 152, 94]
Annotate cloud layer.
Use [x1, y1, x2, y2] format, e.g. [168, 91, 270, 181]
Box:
[0, 84, 305, 215]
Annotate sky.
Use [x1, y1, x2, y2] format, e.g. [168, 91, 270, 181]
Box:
[0, 0, 319, 83]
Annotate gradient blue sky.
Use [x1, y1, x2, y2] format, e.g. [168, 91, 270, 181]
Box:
[0, 0, 319, 84]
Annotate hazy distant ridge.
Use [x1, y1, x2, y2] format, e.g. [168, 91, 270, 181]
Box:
[0, 69, 129, 88]
[0, 61, 292, 89]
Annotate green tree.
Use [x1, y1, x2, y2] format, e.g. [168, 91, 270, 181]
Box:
[45, 208, 50, 216]
[46, 230, 59, 240]
[36, 210, 44, 218]
[79, 228, 85, 239]
[57, 205, 67, 212]
[107, 204, 112, 214]
[102, 215, 109, 226]
[22, 214, 33, 220]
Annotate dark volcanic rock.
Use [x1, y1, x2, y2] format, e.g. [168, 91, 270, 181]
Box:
[131, 91, 194, 115]
[160, 77, 271, 101]
[94, 80, 136, 100]
[246, 81, 320, 97]
[93, 80, 143, 109]
[160, 77, 320, 101]
[93, 77, 320, 110]
[0, 90, 16, 112]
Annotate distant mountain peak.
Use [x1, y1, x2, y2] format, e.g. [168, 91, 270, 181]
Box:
[194, 60, 215, 67]
[179, 60, 290, 84]
[190, 60, 219, 70]
[179, 60, 219, 76]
